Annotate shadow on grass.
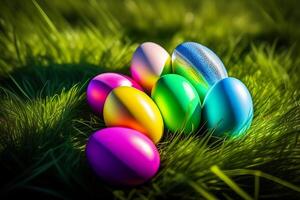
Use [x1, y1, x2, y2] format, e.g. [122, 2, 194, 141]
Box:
[0, 63, 120, 199]
[0, 62, 132, 100]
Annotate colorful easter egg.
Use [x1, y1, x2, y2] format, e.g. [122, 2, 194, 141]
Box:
[202, 77, 253, 137]
[172, 42, 228, 101]
[86, 127, 160, 186]
[151, 74, 201, 134]
[103, 86, 164, 143]
[130, 42, 171, 93]
[86, 73, 143, 116]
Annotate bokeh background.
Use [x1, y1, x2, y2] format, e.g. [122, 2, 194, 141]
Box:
[0, 0, 300, 199]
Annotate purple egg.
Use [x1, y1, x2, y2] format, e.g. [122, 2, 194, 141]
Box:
[86, 73, 143, 116]
[86, 127, 160, 186]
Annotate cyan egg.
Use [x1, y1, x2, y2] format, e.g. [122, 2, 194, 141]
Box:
[130, 42, 171, 93]
[86, 73, 143, 116]
[86, 127, 160, 186]
[202, 77, 253, 137]
[172, 42, 228, 101]
[151, 74, 201, 134]
[103, 86, 164, 143]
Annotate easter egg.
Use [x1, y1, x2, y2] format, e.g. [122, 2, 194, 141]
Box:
[202, 77, 253, 137]
[151, 74, 201, 134]
[103, 86, 164, 143]
[172, 42, 228, 101]
[86, 73, 143, 116]
[86, 127, 160, 186]
[130, 42, 171, 93]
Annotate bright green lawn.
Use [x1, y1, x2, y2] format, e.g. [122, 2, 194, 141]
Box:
[0, 0, 300, 199]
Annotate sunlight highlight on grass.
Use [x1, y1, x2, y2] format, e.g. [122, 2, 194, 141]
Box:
[0, 0, 299, 199]
[210, 165, 253, 200]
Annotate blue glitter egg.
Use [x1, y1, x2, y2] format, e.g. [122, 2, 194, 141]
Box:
[172, 42, 228, 101]
[202, 77, 253, 137]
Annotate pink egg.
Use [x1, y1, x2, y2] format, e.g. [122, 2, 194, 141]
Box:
[86, 127, 160, 186]
[130, 42, 171, 93]
[86, 73, 143, 116]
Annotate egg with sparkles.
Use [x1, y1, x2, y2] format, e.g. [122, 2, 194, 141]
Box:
[130, 42, 171, 93]
[86, 127, 160, 186]
[172, 42, 228, 101]
[202, 77, 253, 137]
[152, 74, 201, 134]
[86, 73, 143, 116]
[103, 86, 164, 143]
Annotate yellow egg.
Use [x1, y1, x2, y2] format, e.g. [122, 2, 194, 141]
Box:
[103, 86, 164, 143]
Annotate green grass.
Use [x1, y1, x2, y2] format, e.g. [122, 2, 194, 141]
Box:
[0, 0, 300, 199]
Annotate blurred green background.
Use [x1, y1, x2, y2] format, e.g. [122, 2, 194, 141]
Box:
[0, 0, 300, 199]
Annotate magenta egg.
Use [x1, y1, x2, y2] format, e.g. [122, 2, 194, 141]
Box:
[86, 73, 143, 116]
[86, 127, 160, 186]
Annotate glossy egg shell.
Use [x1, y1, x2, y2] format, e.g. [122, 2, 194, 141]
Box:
[151, 74, 201, 134]
[103, 86, 164, 143]
[172, 42, 228, 101]
[130, 42, 171, 93]
[86, 127, 160, 186]
[86, 73, 143, 116]
[202, 77, 253, 137]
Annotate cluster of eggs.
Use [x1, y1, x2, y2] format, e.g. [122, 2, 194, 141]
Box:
[85, 42, 254, 186]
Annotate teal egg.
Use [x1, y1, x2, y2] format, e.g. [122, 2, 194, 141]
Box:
[151, 74, 201, 134]
[172, 42, 228, 102]
[202, 77, 253, 137]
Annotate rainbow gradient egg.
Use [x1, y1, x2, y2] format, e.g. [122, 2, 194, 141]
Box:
[130, 42, 171, 93]
[86, 73, 143, 116]
[202, 77, 253, 137]
[86, 127, 160, 186]
[103, 86, 164, 143]
[172, 42, 228, 101]
[152, 74, 201, 134]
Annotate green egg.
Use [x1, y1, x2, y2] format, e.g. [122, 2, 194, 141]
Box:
[151, 74, 201, 134]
